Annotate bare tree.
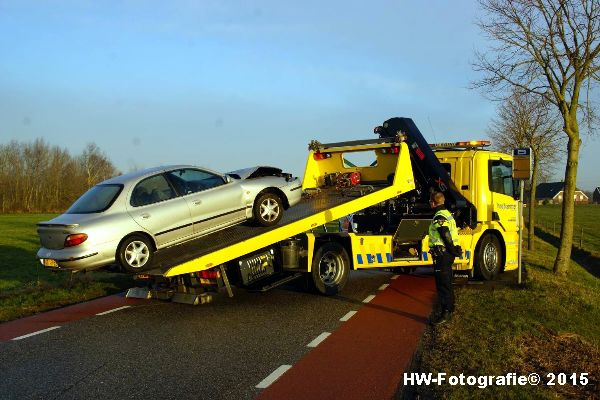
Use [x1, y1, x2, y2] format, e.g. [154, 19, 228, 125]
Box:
[473, 0, 600, 275]
[0, 140, 118, 213]
[79, 143, 118, 189]
[488, 89, 564, 250]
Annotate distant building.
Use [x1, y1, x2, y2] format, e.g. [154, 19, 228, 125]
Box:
[535, 182, 589, 204]
[593, 187, 600, 204]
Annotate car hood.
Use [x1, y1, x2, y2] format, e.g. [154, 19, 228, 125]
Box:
[227, 166, 284, 180]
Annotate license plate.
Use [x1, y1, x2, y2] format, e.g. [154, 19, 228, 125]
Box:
[43, 259, 58, 268]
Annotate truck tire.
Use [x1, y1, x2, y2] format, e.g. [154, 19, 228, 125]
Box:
[253, 192, 283, 227]
[474, 233, 502, 281]
[118, 234, 153, 273]
[311, 242, 350, 295]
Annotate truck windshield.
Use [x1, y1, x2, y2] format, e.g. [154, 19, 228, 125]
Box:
[489, 160, 514, 196]
[66, 184, 123, 214]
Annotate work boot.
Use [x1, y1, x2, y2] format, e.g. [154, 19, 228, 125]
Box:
[431, 309, 453, 326]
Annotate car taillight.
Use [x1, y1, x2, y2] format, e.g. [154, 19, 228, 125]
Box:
[313, 152, 332, 160]
[64, 233, 88, 247]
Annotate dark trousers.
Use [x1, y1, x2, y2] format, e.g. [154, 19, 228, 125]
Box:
[433, 251, 455, 312]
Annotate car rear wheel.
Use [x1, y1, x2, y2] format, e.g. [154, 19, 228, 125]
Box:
[118, 234, 153, 273]
[253, 192, 283, 227]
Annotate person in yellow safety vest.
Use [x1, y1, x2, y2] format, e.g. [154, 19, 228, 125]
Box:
[428, 191, 462, 326]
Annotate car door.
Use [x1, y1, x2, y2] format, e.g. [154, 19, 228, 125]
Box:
[164, 168, 246, 235]
[127, 173, 194, 247]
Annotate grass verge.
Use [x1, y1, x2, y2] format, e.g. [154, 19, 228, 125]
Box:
[0, 214, 134, 322]
[401, 234, 600, 399]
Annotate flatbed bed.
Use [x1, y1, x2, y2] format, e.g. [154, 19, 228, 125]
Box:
[146, 186, 386, 276]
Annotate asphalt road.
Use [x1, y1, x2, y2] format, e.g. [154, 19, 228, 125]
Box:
[0, 270, 395, 400]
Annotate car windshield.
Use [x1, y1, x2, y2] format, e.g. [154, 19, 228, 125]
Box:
[66, 184, 123, 214]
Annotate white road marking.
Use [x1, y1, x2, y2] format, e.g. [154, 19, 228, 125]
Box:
[11, 326, 61, 341]
[307, 332, 331, 348]
[363, 294, 376, 303]
[96, 306, 131, 316]
[340, 310, 357, 322]
[256, 365, 292, 389]
[378, 283, 389, 290]
[391, 274, 399, 280]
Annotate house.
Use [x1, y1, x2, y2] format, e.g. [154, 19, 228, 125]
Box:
[593, 187, 600, 204]
[535, 182, 589, 204]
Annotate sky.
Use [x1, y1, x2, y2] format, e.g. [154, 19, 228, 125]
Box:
[1, 0, 598, 190]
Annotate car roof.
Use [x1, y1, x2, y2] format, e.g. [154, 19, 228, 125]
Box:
[100, 165, 207, 185]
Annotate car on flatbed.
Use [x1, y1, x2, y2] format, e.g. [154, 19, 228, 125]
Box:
[36, 165, 301, 273]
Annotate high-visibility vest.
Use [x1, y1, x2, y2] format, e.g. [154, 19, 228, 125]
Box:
[428, 208, 459, 247]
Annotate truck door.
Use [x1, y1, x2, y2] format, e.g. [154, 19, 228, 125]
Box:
[488, 159, 518, 231]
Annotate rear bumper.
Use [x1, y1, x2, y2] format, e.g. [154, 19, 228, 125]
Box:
[37, 247, 114, 271]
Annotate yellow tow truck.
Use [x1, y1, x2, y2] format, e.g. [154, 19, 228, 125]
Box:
[129, 117, 519, 304]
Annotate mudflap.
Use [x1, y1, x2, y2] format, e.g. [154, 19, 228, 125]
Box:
[126, 287, 151, 299]
[172, 292, 213, 305]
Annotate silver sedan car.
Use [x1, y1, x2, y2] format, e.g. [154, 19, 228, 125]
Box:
[37, 165, 302, 273]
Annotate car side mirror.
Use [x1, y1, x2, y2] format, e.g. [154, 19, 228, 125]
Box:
[225, 175, 233, 183]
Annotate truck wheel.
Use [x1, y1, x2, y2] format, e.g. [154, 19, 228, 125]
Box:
[475, 233, 502, 281]
[118, 234, 153, 273]
[253, 192, 283, 227]
[311, 242, 350, 295]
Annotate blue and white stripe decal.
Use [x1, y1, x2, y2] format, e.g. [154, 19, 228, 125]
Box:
[423, 250, 471, 261]
[357, 253, 394, 265]
[356, 250, 469, 265]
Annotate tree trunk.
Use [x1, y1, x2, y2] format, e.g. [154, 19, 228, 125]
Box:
[553, 134, 580, 275]
[527, 154, 539, 250]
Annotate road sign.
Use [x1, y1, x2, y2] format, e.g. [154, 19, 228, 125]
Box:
[512, 147, 532, 180]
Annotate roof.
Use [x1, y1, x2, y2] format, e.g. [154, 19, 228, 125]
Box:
[535, 182, 564, 199]
[535, 182, 588, 199]
[101, 165, 199, 185]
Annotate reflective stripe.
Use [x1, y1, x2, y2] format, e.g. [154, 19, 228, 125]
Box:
[357, 255, 364, 264]
[376, 254, 383, 263]
[386, 253, 393, 262]
[428, 209, 459, 247]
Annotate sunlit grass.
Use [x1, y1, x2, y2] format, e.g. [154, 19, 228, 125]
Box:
[0, 214, 133, 322]
[409, 208, 600, 399]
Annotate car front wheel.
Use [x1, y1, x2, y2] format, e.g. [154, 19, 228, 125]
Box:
[253, 192, 283, 227]
[118, 234, 153, 273]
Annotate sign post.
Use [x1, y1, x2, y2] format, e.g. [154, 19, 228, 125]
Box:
[512, 148, 532, 285]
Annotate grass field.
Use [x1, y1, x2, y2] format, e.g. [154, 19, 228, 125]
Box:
[0, 214, 133, 322]
[408, 205, 600, 399]
[528, 204, 600, 254]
